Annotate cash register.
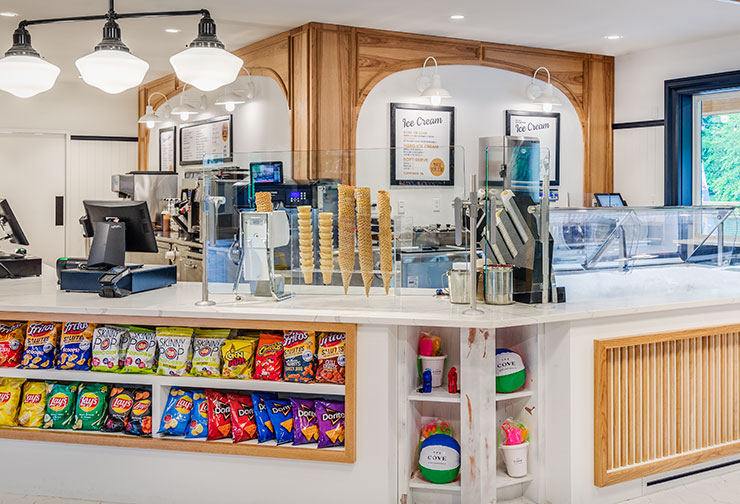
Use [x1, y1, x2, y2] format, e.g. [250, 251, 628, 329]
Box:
[58, 200, 176, 297]
[0, 199, 41, 278]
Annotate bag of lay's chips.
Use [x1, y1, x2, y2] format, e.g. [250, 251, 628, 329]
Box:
[0, 378, 25, 427]
[43, 382, 78, 429]
[206, 389, 231, 440]
[122, 327, 157, 373]
[228, 393, 256, 443]
[316, 332, 346, 384]
[283, 331, 316, 383]
[316, 400, 345, 448]
[58, 322, 95, 370]
[125, 389, 152, 437]
[101, 387, 135, 433]
[158, 387, 193, 436]
[20, 322, 60, 369]
[18, 381, 51, 428]
[252, 392, 277, 443]
[91, 325, 127, 372]
[291, 398, 319, 445]
[265, 398, 293, 445]
[254, 333, 283, 381]
[221, 338, 257, 379]
[190, 329, 228, 377]
[155, 327, 193, 376]
[186, 390, 208, 439]
[0, 322, 25, 367]
[73, 383, 108, 431]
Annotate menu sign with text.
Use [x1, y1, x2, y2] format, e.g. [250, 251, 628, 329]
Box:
[159, 126, 175, 171]
[390, 103, 454, 186]
[505, 110, 560, 186]
[179, 115, 233, 166]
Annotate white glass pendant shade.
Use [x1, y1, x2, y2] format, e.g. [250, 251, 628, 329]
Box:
[138, 105, 161, 129]
[215, 89, 245, 112]
[0, 54, 60, 98]
[170, 47, 243, 92]
[75, 50, 149, 94]
[534, 83, 561, 112]
[420, 73, 451, 105]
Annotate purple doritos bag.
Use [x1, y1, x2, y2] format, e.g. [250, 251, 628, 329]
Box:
[316, 400, 345, 448]
[290, 398, 318, 445]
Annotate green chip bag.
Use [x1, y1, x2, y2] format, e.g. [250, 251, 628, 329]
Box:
[73, 383, 108, 431]
[43, 382, 78, 429]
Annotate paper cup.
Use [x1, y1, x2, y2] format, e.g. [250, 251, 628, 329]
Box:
[420, 355, 446, 388]
[500, 441, 529, 478]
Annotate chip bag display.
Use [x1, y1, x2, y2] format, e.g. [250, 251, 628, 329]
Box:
[316, 400, 345, 448]
[158, 387, 193, 436]
[190, 330, 228, 377]
[265, 398, 293, 445]
[73, 383, 108, 431]
[122, 327, 157, 373]
[228, 393, 256, 443]
[156, 327, 194, 376]
[43, 382, 78, 429]
[316, 332, 346, 384]
[221, 338, 257, 379]
[291, 398, 319, 445]
[125, 389, 152, 437]
[18, 381, 51, 428]
[58, 322, 95, 370]
[20, 322, 60, 369]
[252, 392, 277, 443]
[206, 389, 231, 440]
[186, 390, 208, 439]
[254, 333, 283, 381]
[283, 331, 316, 383]
[101, 387, 135, 433]
[0, 322, 25, 367]
[0, 378, 25, 427]
[91, 325, 127, 372]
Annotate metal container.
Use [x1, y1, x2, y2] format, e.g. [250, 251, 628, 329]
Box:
[485, 264, 514, 305]
[443, 263, 470, 304]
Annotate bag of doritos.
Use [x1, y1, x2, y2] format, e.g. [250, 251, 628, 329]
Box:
[58, 322, 95, 370]
[221, 338, 257, 379]
[206, 389, 231, 440]
[228, 393, 256, 443]
[316, 400, 345, 448]
[252, 392, 277, 443]
[158, 387, 193, 436]
[283, 331, 316, 383]
[122, 327, 157, 374]
[91, 325, 127, 372]
[316, 332, 346, 384]
[101, 387, 135, 433]
[43, 382, 78, 429]
[186, 390, 208, 439]
[265, 398, 293, 445]
[20, 322, 59, 369]
[156, 327, 193, 376]
[291, 398, 319, 445]
[125, 389, 152, 437]
[18, 381, 51, 428]
[0, 378, 24, 427]
[254, 333, 283, 381]
[73, 383, 108, 431]
[190, 330, 228, 377]
[0, 322, 25, 367]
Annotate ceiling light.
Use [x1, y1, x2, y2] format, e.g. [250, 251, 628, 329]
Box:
[171, 85, 199, 121]
[165, 28, 181, 33]
[0, 27, 60, 98]
[0, 12, 19, 17]
[604, 35, 623, 40]
[450, 15, 464, 20]
[137, 91, 169, 129]
[170, 13, 243, 92]
[74, 17, 149, 94]
[526, 66, 561, 112]
[416, 56, 451, 106]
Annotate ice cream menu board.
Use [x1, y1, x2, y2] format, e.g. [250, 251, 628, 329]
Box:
[179, 115, 233, 165]
[390, 103, 454, 186]
[159, 126, 175, 171]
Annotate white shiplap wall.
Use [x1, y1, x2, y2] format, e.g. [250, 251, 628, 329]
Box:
[66, 140, 137, 258]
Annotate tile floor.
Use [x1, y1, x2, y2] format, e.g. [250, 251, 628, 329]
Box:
[619, 469, 740, 504]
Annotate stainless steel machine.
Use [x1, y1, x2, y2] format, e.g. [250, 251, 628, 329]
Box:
[111, 171, 178, 225]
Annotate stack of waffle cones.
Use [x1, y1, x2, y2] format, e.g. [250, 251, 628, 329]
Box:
[377, 190, 393, 295]
[338, 184, 356, 294]
[355, 188, 373, 296]
[318, 212, 334, 285]
[297, 206, 313, 284]
[255, 192, 273, 213]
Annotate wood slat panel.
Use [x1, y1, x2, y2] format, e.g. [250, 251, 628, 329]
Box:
[595, 326, 740, 486]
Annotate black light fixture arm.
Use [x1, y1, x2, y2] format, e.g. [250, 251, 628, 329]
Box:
[17, 9, 210, 30]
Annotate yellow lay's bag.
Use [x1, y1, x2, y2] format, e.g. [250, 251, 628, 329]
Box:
[18, 381, 51, 428]
[0, 378, 25, 427]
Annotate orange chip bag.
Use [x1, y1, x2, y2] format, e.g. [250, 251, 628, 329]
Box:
[283, 331, 316, 383]
[0, 322, 25, 367]
[0, 378, 25, 427]
[316, 332, 346, 384]
[254, 333, 283, 381]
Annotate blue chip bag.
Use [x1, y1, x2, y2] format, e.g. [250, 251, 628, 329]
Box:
[252, 392, 277, 443]
[58, 322, 94, 370]
[265, 398, 293, 445]
[158, 387, 193, 436]
[186, 390, 208, 439]
[20, 322, 60, 369]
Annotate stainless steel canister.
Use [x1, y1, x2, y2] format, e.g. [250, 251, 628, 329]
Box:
[485, 264, 514, 305]
[443, 263, 470, 304]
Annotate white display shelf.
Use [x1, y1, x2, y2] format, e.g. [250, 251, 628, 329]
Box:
[408, 471, 461, 493]
[161, 434, 345, 451]
[0, 367, 345, 396]
[408, 388, 461, 403]
[495, 468, 534, 489]
[495, 390, 533, 402]
[498, 497, 535, 504]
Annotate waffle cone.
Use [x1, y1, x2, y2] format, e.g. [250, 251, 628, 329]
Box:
[355, 188, 373, 296]
[338, 185, 356, 294]
[298, 208, 313, 284]
[378, 190, 393, 295]
[255, 192, 273, 213]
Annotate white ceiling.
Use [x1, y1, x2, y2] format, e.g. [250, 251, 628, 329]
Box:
[1, 0, 740, 83]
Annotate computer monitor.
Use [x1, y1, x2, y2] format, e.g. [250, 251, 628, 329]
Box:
[81, 200, 158, 268]
[250, 161, 283, 185]
[594, 193, 627, 207]
[0, 199, 30, 247]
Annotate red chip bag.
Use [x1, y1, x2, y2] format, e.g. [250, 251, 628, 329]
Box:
[0, 322, 25, 367]
[206, 389, 231, 440]
[316, 332, 346, 384]
[254, 333, 283, 381]
[227, 393, 257, 443]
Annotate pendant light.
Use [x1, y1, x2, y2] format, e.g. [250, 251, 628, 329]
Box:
[416, 56, 451, 106]
[137, 91, 169, 129]
[526, 67, 561, 112]
[0, 26, 60, 98]
[170, 85, 199, 121]
[170, 13, 243, 92]
[75, 15, 149, 94]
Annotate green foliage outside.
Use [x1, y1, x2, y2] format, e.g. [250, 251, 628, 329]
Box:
[701, 114, 740, 203]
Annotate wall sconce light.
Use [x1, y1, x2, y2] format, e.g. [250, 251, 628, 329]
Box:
[171, 84, 199, 121]
[137, 91, 170, 129]
[526, 66, 561, 112]
[416, 56, 451, 106]
[215, 67, 255, 112]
